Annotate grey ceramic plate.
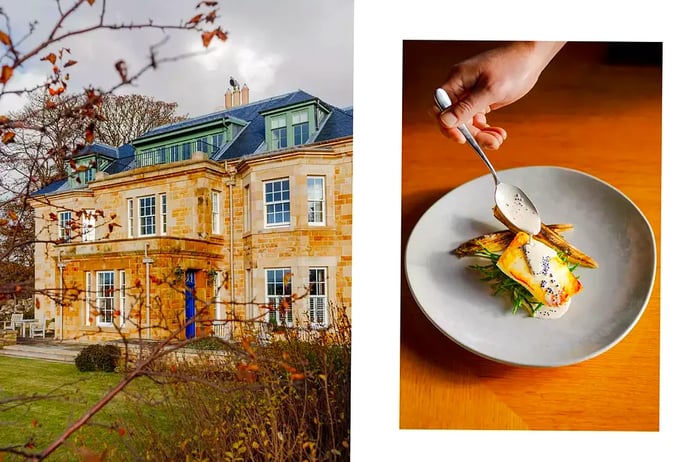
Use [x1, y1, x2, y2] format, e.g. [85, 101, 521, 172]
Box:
[404, 166, 656, 367]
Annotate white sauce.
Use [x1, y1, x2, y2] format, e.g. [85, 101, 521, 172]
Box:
[522, 239, 565, 307]
[533, 299, 571, 319]
[495, 185, 541, 235]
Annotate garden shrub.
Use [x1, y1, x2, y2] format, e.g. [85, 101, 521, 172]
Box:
[75, 344, 121, 372]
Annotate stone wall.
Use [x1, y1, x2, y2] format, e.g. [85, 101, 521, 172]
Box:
[1, 329, 18, 347]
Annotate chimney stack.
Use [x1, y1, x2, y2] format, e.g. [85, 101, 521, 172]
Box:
[224, 88, 233, 109]
[225, 77, 249, 108]
[232, 85, 241, 106]
[241, 84, 249, 105]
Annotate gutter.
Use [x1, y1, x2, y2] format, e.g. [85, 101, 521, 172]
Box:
[226, 161, 237, 339]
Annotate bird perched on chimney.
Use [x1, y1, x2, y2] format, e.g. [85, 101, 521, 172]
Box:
[229, 76, 239, 89]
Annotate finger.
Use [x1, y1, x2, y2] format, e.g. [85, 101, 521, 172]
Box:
[473, 113, 507, 150]
[439, 87, 495, 130]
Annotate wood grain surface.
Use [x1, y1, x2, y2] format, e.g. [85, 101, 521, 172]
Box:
[400, 41, 660, 431]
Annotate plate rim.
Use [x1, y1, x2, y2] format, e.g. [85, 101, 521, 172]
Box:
[404, 165, 658, 367]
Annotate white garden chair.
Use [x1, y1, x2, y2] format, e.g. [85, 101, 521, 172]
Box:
[30, 315, 48, 338]
[2, 313, 24, 332]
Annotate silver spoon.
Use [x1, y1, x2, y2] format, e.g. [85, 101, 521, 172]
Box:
[434, 88, 542, 235]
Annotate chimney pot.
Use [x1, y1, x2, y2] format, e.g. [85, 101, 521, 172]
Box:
[241, 84, 249, 105]
[224, 89, 232, 109]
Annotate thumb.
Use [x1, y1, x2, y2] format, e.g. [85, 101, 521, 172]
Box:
[439, 88, 493, 129]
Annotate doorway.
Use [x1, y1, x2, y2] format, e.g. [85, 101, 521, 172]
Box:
[185, 269, 196, 339]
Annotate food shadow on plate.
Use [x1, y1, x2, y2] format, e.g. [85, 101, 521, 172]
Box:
[449, 215, 498, 250]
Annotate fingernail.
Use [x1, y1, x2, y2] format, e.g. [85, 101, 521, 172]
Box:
[440, 112, 458, 127]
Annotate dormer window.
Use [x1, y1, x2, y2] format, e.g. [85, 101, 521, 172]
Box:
[270, 115, 288, 149]
[292, 110, 310, 145]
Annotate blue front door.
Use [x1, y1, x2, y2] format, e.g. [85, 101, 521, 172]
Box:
[185, 270, 196, 339]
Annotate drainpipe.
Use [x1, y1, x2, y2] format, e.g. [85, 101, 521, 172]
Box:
[227, 162, 236, 339]
[143, 243, 154, 339]
[57, 250, 66, 341]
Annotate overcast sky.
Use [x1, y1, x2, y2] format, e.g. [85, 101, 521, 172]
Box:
[0, 0, 354, 117]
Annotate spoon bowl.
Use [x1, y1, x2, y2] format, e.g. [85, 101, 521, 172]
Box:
[434, 88, 542, 235]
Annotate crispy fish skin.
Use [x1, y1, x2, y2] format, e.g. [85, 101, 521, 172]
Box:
[492, 206, 598, 269]
[453, 224, 574, 257]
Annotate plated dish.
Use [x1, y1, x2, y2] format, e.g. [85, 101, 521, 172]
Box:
[404, 166, 656, 367]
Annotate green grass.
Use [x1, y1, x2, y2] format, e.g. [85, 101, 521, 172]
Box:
[0, 356, 160, 461]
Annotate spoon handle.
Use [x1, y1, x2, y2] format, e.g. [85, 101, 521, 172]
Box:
[434, 88, 501, 185]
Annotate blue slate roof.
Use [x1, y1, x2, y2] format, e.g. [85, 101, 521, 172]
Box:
[33, 89, 352, 196]
[75, 142, 119, 159]
[32, 178, 69, 196]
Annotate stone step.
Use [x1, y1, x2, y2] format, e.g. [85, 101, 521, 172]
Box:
[0, 344, 80, 363]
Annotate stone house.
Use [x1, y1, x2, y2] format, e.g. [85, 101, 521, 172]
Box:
[29, 86, 352, 343]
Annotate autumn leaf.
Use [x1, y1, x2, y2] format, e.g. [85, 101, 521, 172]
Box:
[8, 210, 17, 221]
[64, 59, 78, 67]
[290, 373, 305, 381]
[48, 85, 65, 96]
[0, 115, 8, 124]
[215, 27, 228, 42]
[75, 164, 89, 172]
[69, 158, 77, 169]
[0, 218, 7, 226]
[49, 212, 58, 221]
[197, 1, 218, 7]
[188, 13, 204, 25]
[87, 0, 96, 5]
[41, 52, 57, 64]
[201, 30, 215, 48]
[2, 131, 15, 144]
[279, 361, 297, 373]
[0, 65, 13, 84]
[110, 212, 117, 219]
[45, 100, 57, 109]
[205, 10, 217, 23]
[115, 60, 127, 82]
[0, 30, 11, 46]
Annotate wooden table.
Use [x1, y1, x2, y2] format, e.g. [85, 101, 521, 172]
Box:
[400, 41, 660, 431]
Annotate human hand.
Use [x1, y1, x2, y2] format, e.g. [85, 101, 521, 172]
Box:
[435, 41, 564, 149]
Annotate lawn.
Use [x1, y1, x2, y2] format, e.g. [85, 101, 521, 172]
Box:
[0, 356, 160, 461]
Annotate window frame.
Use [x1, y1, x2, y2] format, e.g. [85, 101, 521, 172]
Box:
[160, 193, 167, 235]
[58, 211, 71, 243]
[85, 271, 92, 326]
[81, 209, 96, 242]
[211, 190, 221, 234]
[292, 110, 310, 145]
[127, 199, 134, 238]
[243, 184, 251, 233]
[96, 270, 116, 326]
[138, 195, 157, 237]
[119, 269, 127, 325]
[270, 114, 288, 149]
[265, 268, 293, 327]
[263, 178, 291, 228]
[308, 267, 328, 328]
[307, 176, 326, 226]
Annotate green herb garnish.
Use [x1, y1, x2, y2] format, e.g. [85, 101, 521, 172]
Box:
[468, 246, 543, 316]
[468, 246, 581, 318]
